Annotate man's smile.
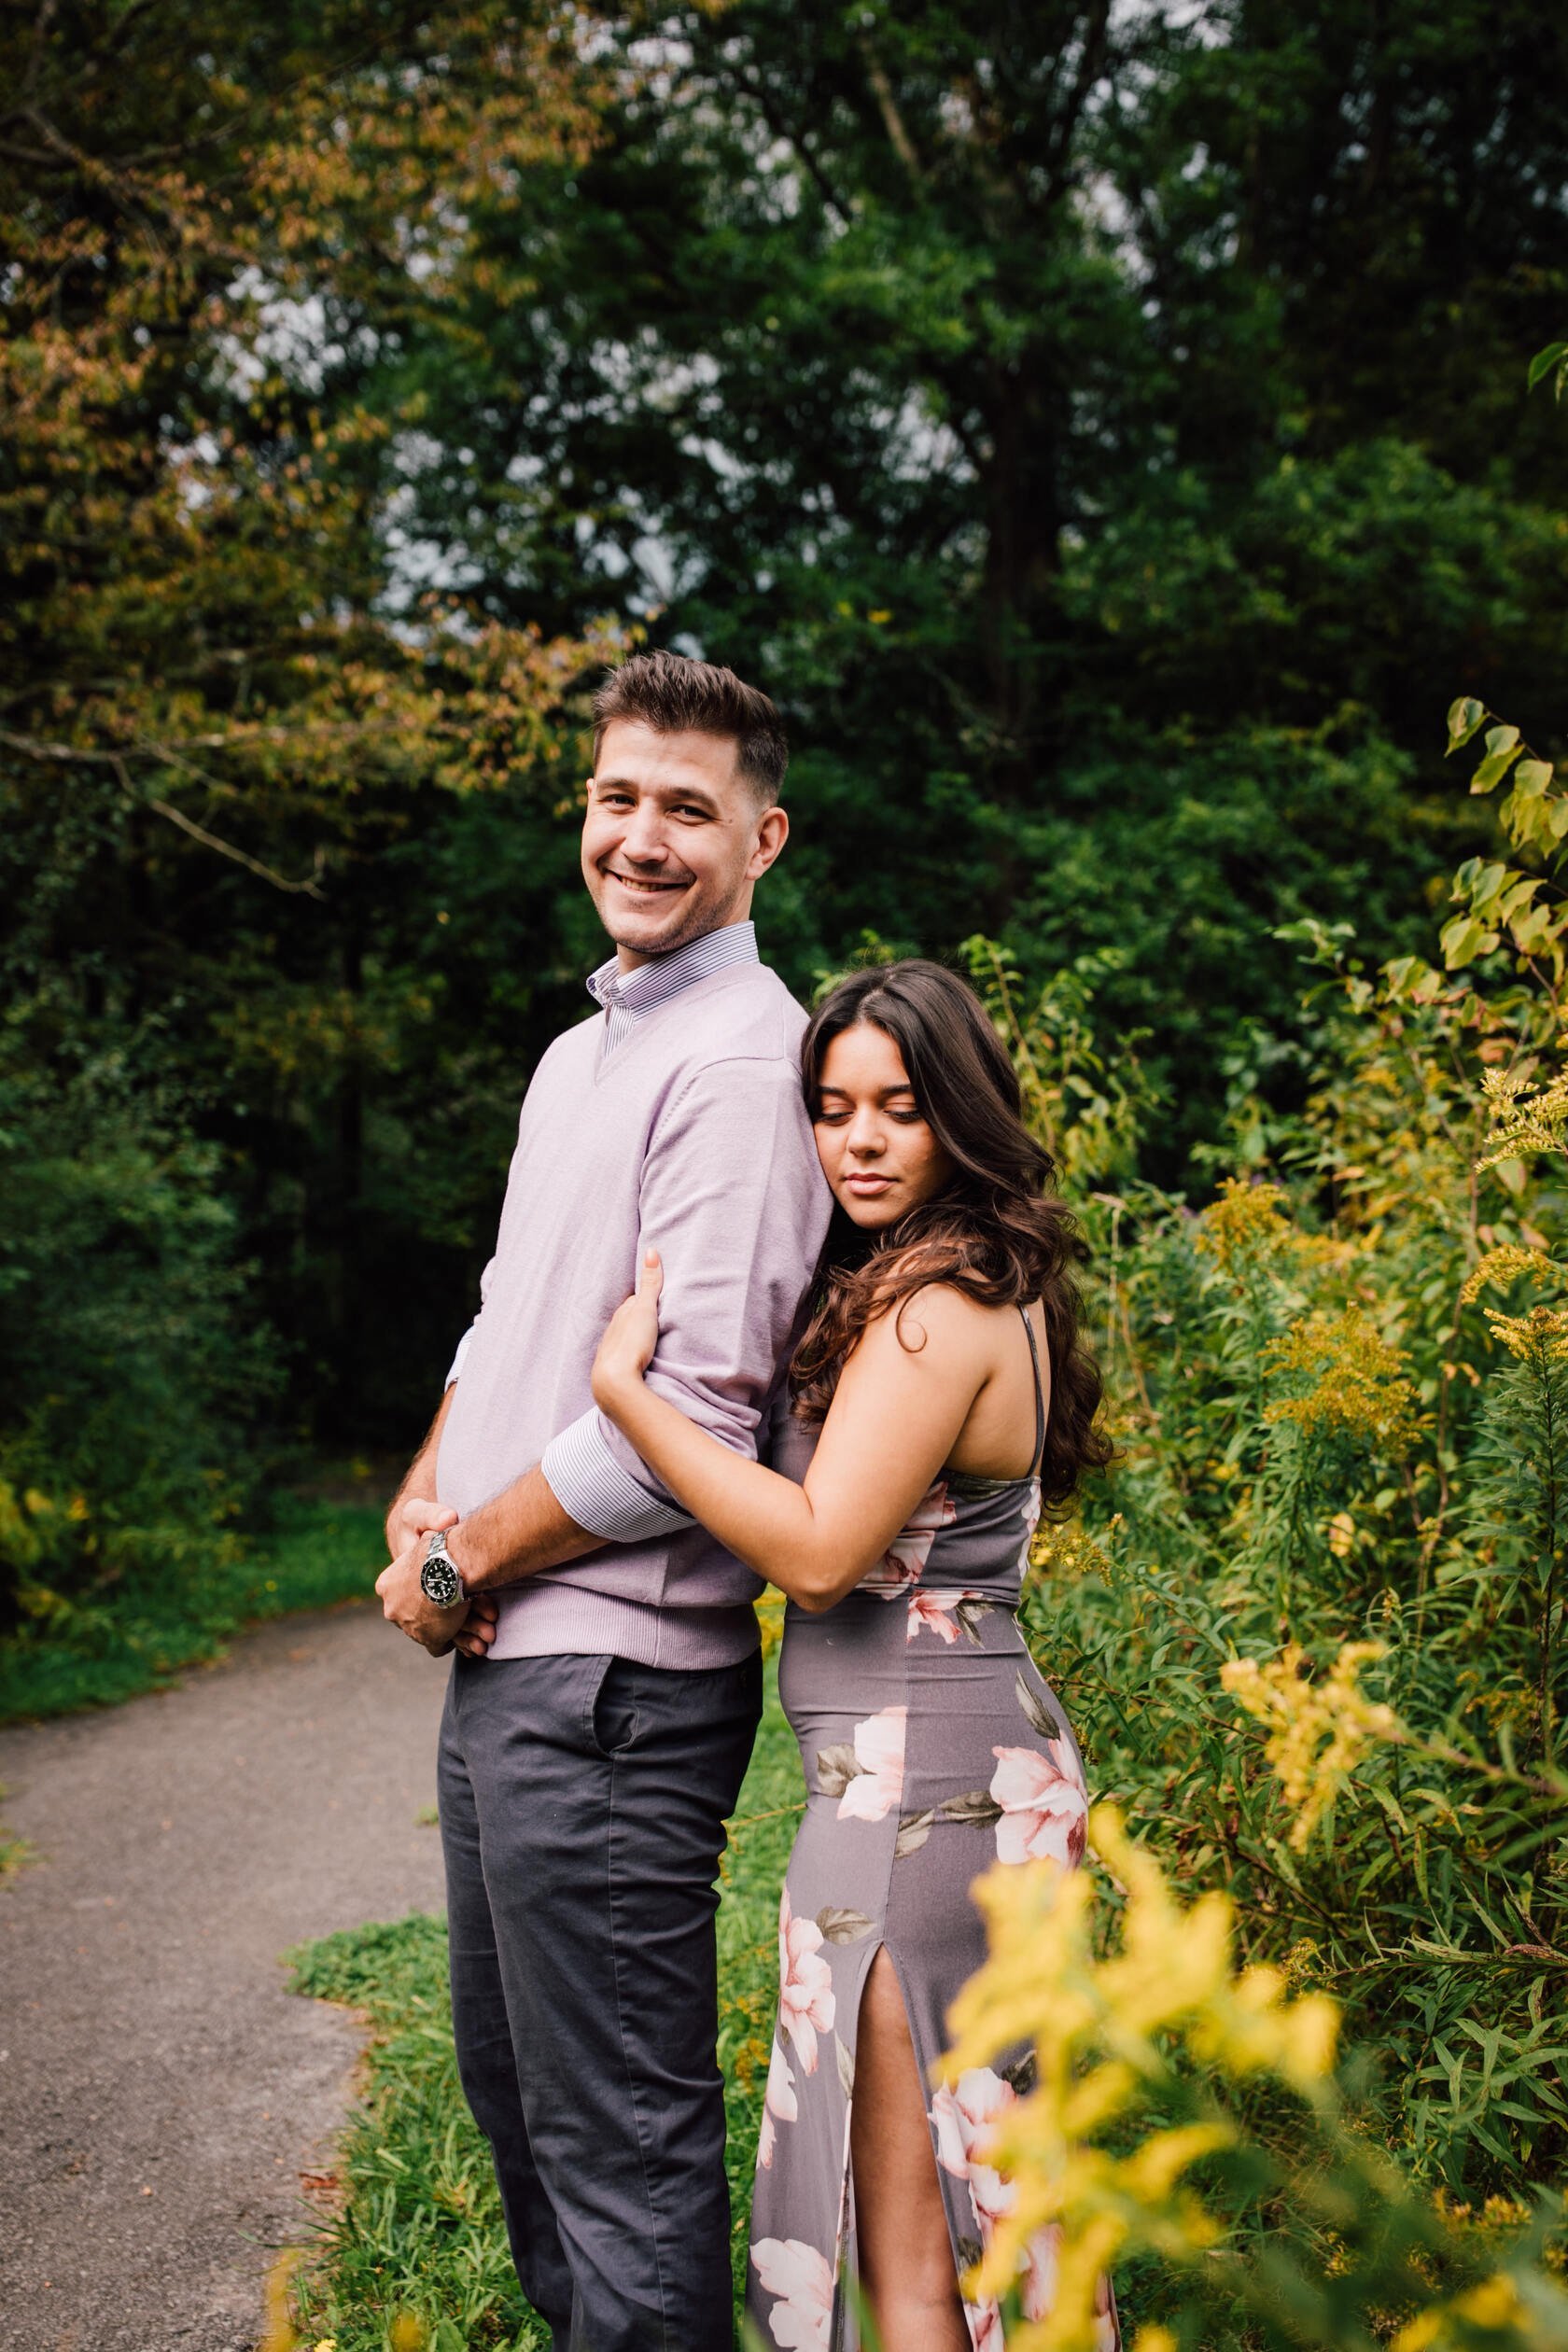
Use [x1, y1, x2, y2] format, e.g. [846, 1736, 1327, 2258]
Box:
[600, 864, 691, 895]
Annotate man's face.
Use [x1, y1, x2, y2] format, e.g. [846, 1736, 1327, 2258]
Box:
[581, 720, 788, 964]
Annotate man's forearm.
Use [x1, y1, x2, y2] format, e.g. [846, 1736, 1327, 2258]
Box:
[385, 1386, 455, 1557]
[448, 1464, 600, 1594]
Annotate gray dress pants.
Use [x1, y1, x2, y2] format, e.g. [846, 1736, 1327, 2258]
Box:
[438, 1645, 763, 2352]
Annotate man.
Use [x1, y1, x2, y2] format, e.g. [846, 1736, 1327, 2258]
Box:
[375, 651, 831, 2352]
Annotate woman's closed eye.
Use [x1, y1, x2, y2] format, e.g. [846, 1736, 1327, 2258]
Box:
[815, 1099, 924, 1126]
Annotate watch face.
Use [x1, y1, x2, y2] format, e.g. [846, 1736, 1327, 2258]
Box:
[421, 1548, 460, 1608]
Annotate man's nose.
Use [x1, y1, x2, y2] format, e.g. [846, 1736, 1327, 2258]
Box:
[620, 805, 669, 861]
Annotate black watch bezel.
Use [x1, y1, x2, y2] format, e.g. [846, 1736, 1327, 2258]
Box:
[420, 1530, 463, 1609]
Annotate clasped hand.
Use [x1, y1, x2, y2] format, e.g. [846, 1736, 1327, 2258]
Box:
[376, 1494, 497, 1658]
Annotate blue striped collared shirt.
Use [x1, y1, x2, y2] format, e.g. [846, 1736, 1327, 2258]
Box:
[584, 919, 760, 1057]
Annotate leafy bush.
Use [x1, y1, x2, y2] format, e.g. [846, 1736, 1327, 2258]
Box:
[988, 693, 1568, 2337]
[0, 1012, 280, 1700]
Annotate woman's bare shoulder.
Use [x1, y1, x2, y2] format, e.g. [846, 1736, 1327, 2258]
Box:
[864, 1278, 1015, 1362]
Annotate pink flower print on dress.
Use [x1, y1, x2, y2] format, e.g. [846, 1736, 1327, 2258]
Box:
[930, 2065, 1018, 2246]
[751, 2235, 833, 2352]
[965, 2298, 1006, 2352]
[857, 1478, 957, 1595]
[777, 1886, 835, 2075]
[836, 1705, 907, 1823]
[757, 2037, 798, 2170]
[907, 1588, 980, 1645]
[1014, 1475, 1043, 1574]
[1022, 2223, 1061, 2321]
[989, 1740, 1089, 1868]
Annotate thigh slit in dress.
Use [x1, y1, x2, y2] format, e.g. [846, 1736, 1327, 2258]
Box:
[748, 1310, 1122, 2352]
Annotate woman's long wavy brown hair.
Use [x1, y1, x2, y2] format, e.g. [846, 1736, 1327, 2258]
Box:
[791, 959, 1112, 1510]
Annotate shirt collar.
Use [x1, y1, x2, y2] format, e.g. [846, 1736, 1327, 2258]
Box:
[586, 920, 759, 1019]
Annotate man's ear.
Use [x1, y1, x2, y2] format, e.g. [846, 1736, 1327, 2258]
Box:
[747, 805, 790, 881]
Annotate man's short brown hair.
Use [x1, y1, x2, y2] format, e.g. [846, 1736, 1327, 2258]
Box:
[592, 650, 788, 805]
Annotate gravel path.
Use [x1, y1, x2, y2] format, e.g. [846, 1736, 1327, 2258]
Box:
[0, 1602, 451, 2352]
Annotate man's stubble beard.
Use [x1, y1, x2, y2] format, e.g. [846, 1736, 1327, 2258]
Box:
[598, 879, 748, 961]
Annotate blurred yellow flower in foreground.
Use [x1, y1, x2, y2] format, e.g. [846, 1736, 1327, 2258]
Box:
[1221, 1640, 1402, 1851]
[1391, 2270, 1529, 2349]
[941, 1806, 1338, 2352]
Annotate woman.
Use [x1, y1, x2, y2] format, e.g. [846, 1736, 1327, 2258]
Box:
[590, 959, 1117, 2352]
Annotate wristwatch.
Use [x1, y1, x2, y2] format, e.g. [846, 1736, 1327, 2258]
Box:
[420, 1527, 466, 1610]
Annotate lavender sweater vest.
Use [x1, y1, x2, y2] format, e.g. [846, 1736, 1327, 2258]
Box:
[437, 959, 831, 1670]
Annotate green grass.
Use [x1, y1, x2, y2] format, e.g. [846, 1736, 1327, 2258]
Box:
[285, 1654, 805, 2350]
[0, 1496, 386, 1724]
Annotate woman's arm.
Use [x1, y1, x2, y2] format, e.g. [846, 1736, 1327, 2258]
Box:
[592, 1251, 995, 1611]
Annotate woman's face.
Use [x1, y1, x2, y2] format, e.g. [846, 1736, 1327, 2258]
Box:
[812, 1019, 956, 1230]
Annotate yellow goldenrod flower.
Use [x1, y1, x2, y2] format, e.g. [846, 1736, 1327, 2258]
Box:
[1458, 1243, 1559, 1306]
[753, 1587, 786, 1660]
[1029, 1518, 1118, 1581]
[1477, 1060, 1568, 1170]
[941, 1807, 1339, 2351]
[1391, 2269, 1528, 2350]
[1481, 1300, 1568, 1363]
[1263, 1311, 1421, 1450]
[1194, 1176, 1292, 1270]
[1221, 1642, 1402, 1851]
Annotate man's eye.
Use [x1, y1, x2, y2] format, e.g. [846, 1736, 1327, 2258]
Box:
[674, 805, 710, 820]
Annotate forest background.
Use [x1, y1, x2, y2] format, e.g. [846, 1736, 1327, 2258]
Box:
[4, 4, 1568, 2344]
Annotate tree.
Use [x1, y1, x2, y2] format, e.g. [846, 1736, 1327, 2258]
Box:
[377, 0, 1568, 1162]
[0, 2, 616, 1510]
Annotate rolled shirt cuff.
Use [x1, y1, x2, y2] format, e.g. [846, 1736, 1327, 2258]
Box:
[445, 1323, 476, 1388]
[540, 1409, 694, 1543]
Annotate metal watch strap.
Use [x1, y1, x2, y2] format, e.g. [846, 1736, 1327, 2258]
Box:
[421, 1527, 464, 1605]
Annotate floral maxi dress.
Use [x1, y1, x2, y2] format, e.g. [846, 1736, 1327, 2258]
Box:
[747, 1309, 1121, 2352]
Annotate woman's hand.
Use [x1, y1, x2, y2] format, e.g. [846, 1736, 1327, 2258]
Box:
[591, 1248, 664, 1414]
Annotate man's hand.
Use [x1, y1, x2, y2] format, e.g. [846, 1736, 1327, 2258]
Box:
[375, 1535, 469, 1657]
[455, 1592, 499, 1659]
[386, 1491, 457, 1562]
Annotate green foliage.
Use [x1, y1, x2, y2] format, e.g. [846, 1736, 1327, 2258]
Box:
[1005, 712, 1568, 2329]
[287, 1913, 546, 2352]
[0, 0, 617, 1469]
[0, 1017, 269, 1683]
[0, 1493, 384, 1725]
[286, 1658, 802, 2346]
[8, 0, 1568, 1477]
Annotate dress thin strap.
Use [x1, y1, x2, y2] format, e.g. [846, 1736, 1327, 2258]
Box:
[1018, 1304, 1046, 1476]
